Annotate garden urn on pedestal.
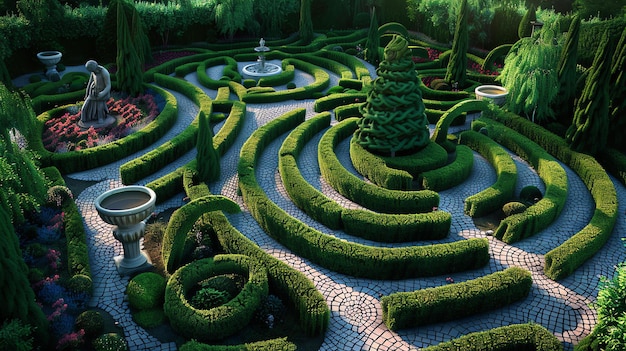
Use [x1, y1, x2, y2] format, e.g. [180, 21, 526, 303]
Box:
[36, 51, 62, 82]
[95, 185, 156, 276]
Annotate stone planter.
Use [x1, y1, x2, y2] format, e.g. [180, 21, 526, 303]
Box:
[475, 85, 508, 106]
[36, 51, 62, 82]
[95, 185, 156, 276]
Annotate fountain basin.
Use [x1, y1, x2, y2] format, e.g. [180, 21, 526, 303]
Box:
[95, 185, 156, 275]
[475, 85, 508, 106]
[242, 62, 283, 79]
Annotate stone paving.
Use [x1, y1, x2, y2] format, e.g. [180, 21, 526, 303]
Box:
[16, 61, 626, 351]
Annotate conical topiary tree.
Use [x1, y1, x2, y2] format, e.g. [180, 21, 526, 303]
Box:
[608, 26, 626, 150]
[364, 6, 380, 66]
[566, 31, 613, 155]
[354, 35, 430, 157]
[299, 0, 314, 44]
[518, 4, 536, 39]
[553, 15, 580, 125]
[445, 0, 468, 88]
[196, 111, 220, 182]
[116, 0, 144, 97]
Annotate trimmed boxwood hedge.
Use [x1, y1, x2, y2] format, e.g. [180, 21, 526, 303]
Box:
[472, 118, 568, 244]
[349, 138, 414, 190]
[431, 99, 489, 152]
[381, 267, 532, 330]
[239, 109, 489, 279]
[459, 130, 517, 217]
[480, 109, 618, 280]
[420, 144, 474, 191]
[422, 323, 563, 351]
[179, 338, 297, 351]
[318, 117, 441, 214]
[163, 255, 268, 341]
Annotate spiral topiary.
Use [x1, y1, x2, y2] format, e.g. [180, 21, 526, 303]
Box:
[354, 35, 430, 156]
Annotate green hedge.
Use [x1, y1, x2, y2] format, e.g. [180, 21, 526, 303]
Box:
[318, 118, 440, 214]
[164, 255, 268, 341]
[314, 49, 372, 81]
[179, 338, 297, 351]
[481, 44, 512, 71]
[32, 84, 177, 174]
[472, 118, 568, 244]
[420, 144, 474, 191]
[161, 195, 240, 273]
[480, 109, 618, 280]
[381, 267, 532, 330]
[349, 138, 413, 190]
[257, 63, 295, 87]
[422, 323, 563, 351]
[239, 109, 489, 279]
[431, 99, 489, 152]
[294, 53, 354, 79]
[314, 92, 367, 113]
[334, 102, 363, 121]
[459, 130, 517, 217]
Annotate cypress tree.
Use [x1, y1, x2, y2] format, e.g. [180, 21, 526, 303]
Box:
[566, 31, 613, 155]
[445, 0, 468, 88]
[364, 6, 380, 66]
[196, 111, 220, 182]
[116, 0, 144, 97]
[608, 26, 626, 150]
[299, 0, 314, 44]
[354, 35, 430, 157]
[518, 4, 536, 39]
[553, 15, 581, 124]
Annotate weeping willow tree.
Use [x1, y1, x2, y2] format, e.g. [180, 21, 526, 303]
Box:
[196, 111, 220, 182]
[608, 26, 626, 151]
[299, 0, 313, 44]
[566, 31, 612, 155]
[364, 6, 380, 65]
[355, 35, 430, 157]
[497, 21, 562, 124]
[445, 0, 468, 88]
[553, 15, 581, 124]
[214, 0, 254, 41]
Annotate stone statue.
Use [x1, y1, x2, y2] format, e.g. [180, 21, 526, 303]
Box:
[81, 60, 111, 124]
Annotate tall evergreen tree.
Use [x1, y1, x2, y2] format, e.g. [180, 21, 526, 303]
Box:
[553, 15, 581, 124]
[196, 111, 220, 182]
[518, 4, 536, 39]
[364, 6, 380, 66]
[608, 26, 626, 150]
[116, 0, 144, 97]
[354, 35, 430, 157]
[445, 0, 468, 88]
[566, 31, 613, 155]
[299, 0, 314, 44]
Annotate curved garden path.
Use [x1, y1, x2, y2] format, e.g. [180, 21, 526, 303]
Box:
[53, 60, 626, 351]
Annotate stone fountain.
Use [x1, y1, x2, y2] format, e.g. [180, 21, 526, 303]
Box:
[95, 185, 156, 276]
[37, 50, 62, 82]
[242, 38, 282, 79]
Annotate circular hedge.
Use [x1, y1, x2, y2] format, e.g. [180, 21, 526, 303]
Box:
[163, 254, 269, 341]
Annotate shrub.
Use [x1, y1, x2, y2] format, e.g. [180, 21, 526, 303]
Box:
[126, 272, 166, 311]
[191, 287, 231, 310]
[0, 319, 33, 351]
[254, 294, 286, 328]
[519, 185, 543, 204]
[67, 274, 93, 295]
[93, 333, 128, 351]
[132, 308, 166, 329]
[75, 310, 104, 338]
[502, 201, 528, 217]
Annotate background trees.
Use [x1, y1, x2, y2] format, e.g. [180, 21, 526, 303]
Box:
[445, 0, 468, 87]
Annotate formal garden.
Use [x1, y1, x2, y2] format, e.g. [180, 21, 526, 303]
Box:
[1, 0, 626, 350]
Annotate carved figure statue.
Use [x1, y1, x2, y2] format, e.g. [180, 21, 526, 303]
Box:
[81, 60, 111, 124]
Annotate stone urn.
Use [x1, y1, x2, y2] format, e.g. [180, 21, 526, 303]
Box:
[36, 51, 62, 82]
[95, 185, 156, 276]
[475, 85, 508, 106]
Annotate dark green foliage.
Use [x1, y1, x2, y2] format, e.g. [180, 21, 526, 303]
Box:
[179, 338, 297, 351]
[519, 185, 543, 203]
[566, 30, 612, 156]
[127, 272, 166, 310]
[93, 333, 128, 351]
[608, 26, 626, 151]
[132, 308, 166, 329]
[421, 144, 474, 191]
[355, 35, 430, 156]
[75, 310, 104, 338]
[381, 267, 533, 330]
[573, 0, 626, 20]
[518, 4, 536, 39]
[16, 0, 64, 52]
[299, 0, 313, 44]
[445, 0, 468, 87]
[115, 0, 145, 97]
[349, 138, 413, 190]
[0, 319, 33, 351]
[254, 294, 286, 327]
[554, 16, 581, 124]
[191, 287, 230, 310]
[196, 111, 220, 182]
[489, 4, 523, 47]
[364, 7, 380, 65]
[503, 201, 528, 217]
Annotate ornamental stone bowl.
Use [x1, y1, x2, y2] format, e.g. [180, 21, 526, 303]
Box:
[475, 85, 508, 106]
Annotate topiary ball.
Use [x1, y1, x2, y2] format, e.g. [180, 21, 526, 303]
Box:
[67, 274, 93, 295]
[75, 310, 104, 338]
[126, 272, 166, 310]
[519, 185, 543, 204]
[93, 333, 128, 351]
[502, 201, 528, 217]
[132, 308, 166, 329]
